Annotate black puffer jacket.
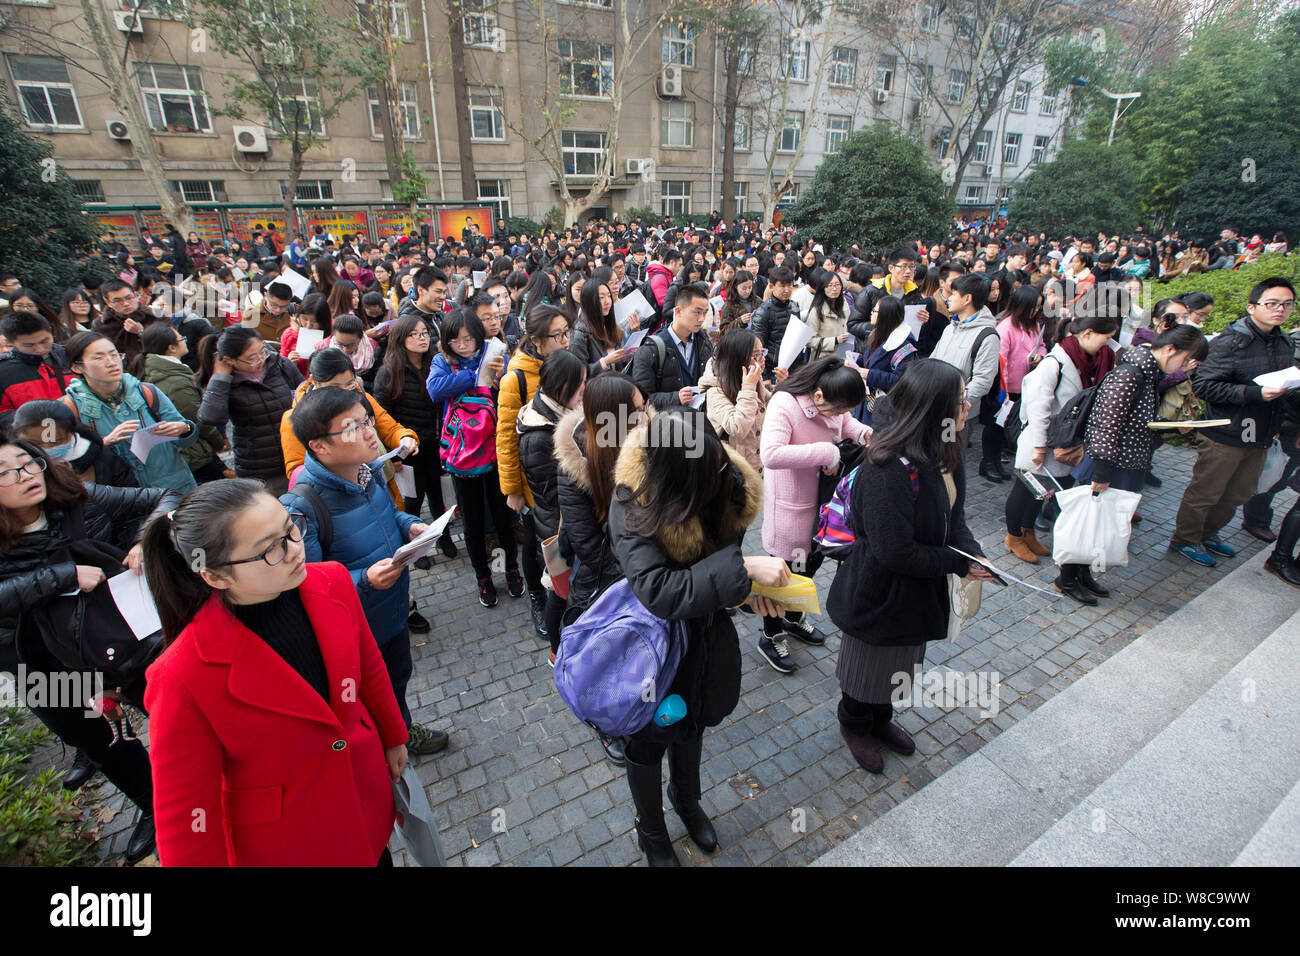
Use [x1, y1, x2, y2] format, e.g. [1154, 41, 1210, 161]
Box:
[607, 428, 762, 743]
[0, 483, 180, 667]
[1192, 316, 1294, 449]
[373, 359, 440, 443]
[516, 393, 563, 540]
[554, 409, 622, 611]
[630, 328, 714, 410]
[569, 321, 617, 379]
[197, 344, 303, 480]
[750, 295, 797, 374]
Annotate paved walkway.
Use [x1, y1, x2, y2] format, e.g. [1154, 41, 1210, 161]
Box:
[28, 440, 1292, 865]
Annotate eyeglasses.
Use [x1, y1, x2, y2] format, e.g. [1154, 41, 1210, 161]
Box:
[235, 351, 266, 367]
[106, 292, 138, 307]
[1255, 299, 1295, 312]
[0, 457, 46, 487]
[84, 350, 125, 364]
[324, 414, 376, 439]
[546, 327, 572, 342]
[218, 513, 307, 567]
[405, 329, 431, 340]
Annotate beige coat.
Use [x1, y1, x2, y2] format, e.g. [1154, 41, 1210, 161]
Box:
[804, 300, 850, 359]
[699, 358, 769, 475]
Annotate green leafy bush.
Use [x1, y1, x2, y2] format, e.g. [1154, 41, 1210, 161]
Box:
[1154, 253, 1300, 333]
[503, 216, 542, 239]
[623, 204, 657, 223]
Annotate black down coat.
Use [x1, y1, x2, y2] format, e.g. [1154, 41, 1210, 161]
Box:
[515, 392, 563, 541]
[553, 409, 623, 612]
[197, 344, 303, 480]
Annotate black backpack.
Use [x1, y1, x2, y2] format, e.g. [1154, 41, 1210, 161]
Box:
[637, 278, 666, 333]
[1046, 379, 1103, 449]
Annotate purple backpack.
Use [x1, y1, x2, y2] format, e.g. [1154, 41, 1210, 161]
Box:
[814, 458, 920, 555]
[553, 579, 687, 737]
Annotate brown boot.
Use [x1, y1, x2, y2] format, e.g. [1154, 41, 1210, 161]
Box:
[1004, 532, 1039, 564]
[1021, 529, 1051, 557]
[838, 702, 884, 773]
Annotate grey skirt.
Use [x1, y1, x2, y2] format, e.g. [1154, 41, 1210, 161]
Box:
[837, 634, 927, 705]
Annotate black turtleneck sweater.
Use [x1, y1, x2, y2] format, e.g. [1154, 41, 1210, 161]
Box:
[230, 589, 330, 703]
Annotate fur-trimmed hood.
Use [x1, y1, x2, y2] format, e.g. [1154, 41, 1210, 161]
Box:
[554, 407, 592, 491]
[612, 422, 763, 564]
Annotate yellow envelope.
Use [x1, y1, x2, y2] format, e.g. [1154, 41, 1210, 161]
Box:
[749, 574, 821, 615]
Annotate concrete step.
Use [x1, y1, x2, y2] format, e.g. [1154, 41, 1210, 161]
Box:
[1011, 611, 1300, 865]
[1231, 779, 1300, 867]
[813, 547, 1300, 867]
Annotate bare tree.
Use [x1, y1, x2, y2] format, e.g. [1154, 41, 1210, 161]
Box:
[702, 2, 766, 222]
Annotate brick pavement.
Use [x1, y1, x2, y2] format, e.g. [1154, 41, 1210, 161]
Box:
[31, 439, 1291, 866]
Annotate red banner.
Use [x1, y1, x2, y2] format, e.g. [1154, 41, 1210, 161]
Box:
[93, 214, 142, 251]
[227, 210, 290, 243]
[142, 211, 224, 247]
[302, 208, 369, 242]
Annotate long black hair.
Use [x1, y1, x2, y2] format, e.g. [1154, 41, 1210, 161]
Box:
[866, 358, 965, 473]
[808, 269, 845, 319]
[578, 277, 619, 353]
[866, 296, 905, 356]
[714, 328, 759, 405]
[775, 355, 866, 410]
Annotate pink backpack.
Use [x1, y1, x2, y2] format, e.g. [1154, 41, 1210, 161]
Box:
[439, 386, 498, 476]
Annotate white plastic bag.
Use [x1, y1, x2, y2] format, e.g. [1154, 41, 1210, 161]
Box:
[1256, 438, 1287, 494]
[1051, 485, 1142, 571]
[392, 764, 447, 867]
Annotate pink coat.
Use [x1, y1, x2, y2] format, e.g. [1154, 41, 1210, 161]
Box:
[759, 390, 869, 561]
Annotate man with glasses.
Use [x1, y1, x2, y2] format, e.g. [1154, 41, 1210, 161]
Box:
[243, 280, 296, 344]
[93, 278, 157, 366]
[1171, 277, 1298, 566]
[283, 387, 450, 756]
[847, 248, 928, 351]
[0, 311, 73, 413]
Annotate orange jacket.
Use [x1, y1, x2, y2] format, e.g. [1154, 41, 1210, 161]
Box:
[495, 349, 542, 505]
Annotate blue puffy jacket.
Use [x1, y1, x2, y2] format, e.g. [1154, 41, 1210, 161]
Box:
[425, 349, 485, 415]
[280, 454, 421, 644]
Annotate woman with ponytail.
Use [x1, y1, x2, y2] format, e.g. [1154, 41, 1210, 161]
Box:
[141, 479, 409, 866]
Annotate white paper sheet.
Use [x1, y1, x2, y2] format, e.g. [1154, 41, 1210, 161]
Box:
[834, 339, 855, 360]
[129, 423, 178, 463]
[995, 399, 1014, 427]
[393, 505, 458, 566]
[615, 290, 652, 329]
[777, 316, 815, 370]
[1254, 366, 1300, 390]
[903, 305, 925, 339]
[393, 463, 416, 498]
[948, 547, 1059, 597]
[108, 570, 162, 641]
[709, 295, 725, 313]
[690, 389, 708, 409]
[477, 338, 509, 386]
[623, 329, 648, 350]
[472, 270, 487, 289]
[295, 327, 325, 354]
[277, 268, 312, 299]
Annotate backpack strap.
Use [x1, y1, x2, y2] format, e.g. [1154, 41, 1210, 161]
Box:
[897, 456, 920, 496]
[514, 368, 528, 405]
[965, 326, 1000, 383]
[140, 382, 159, 415]
[293, 482, 334, 557]
[650, 334, 667, 382]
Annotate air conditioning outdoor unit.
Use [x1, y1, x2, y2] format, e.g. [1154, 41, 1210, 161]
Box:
[983, 164, 994, 178]
[233, 125, 269, 153]
[625, 158, 645, 176]
[490, 26, 506, 53]
[112, 11, 145, 34]
[106, 117, 130, 141]
[658, 64, 683, 98]
[875, 89, 889, 104]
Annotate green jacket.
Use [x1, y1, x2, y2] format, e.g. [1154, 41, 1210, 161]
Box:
[142, 353, 223, 471]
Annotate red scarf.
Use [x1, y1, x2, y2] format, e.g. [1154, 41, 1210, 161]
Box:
[1060, 335, 1116, 388]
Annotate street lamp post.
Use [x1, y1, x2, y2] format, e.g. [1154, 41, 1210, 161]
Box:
[1101, 89, 1142, 147]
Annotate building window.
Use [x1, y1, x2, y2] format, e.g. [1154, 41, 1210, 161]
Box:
[477, 179, 511, 220]
[972, 129, 992, 164]
[1031, 134, 1051, 164]
[660, 100, 694, 148]
[920, 4, 939, 33]
[280, 179, 334, 201]
[779, 39, 809, 81]
[938, 126, 952, 160]
[778, 110, 803, 153]
[661, 180, 691, 217]
[1003, 132, 1022, 165]
[997, 188, 1013, 206]
[732, 181, 747, 215]
[1011, 80, 1030, 113]
[170, 179, 227, 203]
[135, 63, 211, 132]
[367, 81, 421, 139]
[270, 77, 326, 136]
[829, 46, 857, 87]
[358, 0, 411, 40]
[876, 54, 895, 94]
[462, 0, 498, 47]
[964, 185, 984, 203]
[7, 55, 83, 129]
[993, 19, 1011, 46]
[558, 39, 613, 97]
[774, 182, 799, 207]
[947, 69, 966, 104]
[826, 114, 851, 154]
[468, 85, 506, 142]
[1040, 88, 1057, 116]
[562, 130, 607, 177]
[732, 106, 752, 151]
[909, 62, 932, 97]
[662, 21, 695, 67]
[72, 180, 106, 203]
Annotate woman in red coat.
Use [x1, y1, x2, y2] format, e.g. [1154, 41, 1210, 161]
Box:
[140, 478, 409, 866]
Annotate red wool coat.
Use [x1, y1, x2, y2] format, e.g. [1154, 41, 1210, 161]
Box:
[144, 562, 409, 866]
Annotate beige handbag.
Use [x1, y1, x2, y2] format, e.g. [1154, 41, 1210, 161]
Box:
[943, 472, 981, 640]
[541, 521, 570, 599]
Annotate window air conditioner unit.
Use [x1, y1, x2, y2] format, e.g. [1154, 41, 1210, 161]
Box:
[625, 158, 645, 175]
[658, 64, 683, 98]
[106, 117, 130, 141]
[875, 89, 888, 104]
[112, 11, 145, 34]
[490, 27, 506, 53]
[233, 125, 269, 153]
[983, 165, 994, 178]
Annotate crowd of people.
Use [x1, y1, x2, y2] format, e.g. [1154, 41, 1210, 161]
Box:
[0, 211, 1296, 867]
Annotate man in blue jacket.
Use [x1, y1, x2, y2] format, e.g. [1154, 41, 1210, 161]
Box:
[282, 386, 449, 755]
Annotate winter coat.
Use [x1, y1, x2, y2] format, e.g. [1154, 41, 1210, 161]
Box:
[750, 295, 798, 374]
[645, 262, 674, 312]
[759, 390, 870, 561]
[495, 348, 542, 504]
[718, 294, 759, 339]
[630, 326, 714, 409]
[827, 457, 980, 648]
[280, 455, 421, 645]
[699, 358, 768, 474]
[0, 349, 74, 413]
[516, 392, 564, 540]
[92, 307, 157, 366]
[64, 373, 199, 492]
[553, 409, 623, 611]
[241, 299, 293, 345]
[1014, 344, 1084, 477]
[848, 275, 923, 350]
[1084, 345, 1161, 482]
[569, 321, 618, 379]
[197, 344, 302, 480]
[805, 300, 851, 359]
[142, 353, 224, 471]
[931, 309, 1000, 404]
[996, 316, 1047, 394]
[608, 429, 762, 742]
[1192, 316, 1294, 449]
[858, 326, 918, 427]
[144, 562, 407, 866]
[396, 298, 444, 349]
[374, 360, 439, 444]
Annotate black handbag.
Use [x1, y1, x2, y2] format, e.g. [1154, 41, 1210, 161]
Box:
[817, 438, 866, 507]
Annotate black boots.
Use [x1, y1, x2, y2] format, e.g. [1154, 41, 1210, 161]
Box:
[62, 748, 98, 791]
[1054, 564, 1097, 605]
[869, 704, 916, 756]
[978, 460, 1008, 483]
[598, 732, 626, 767]
[1077, 565, 1110, 597]
[624, 753, 680, 866]
[1266, 510, 1300, 588]
[838, 701, 883, 773]
[528, 589, 549, 640]
[666, 736, 718, 853]
[98, 737, 156, 864]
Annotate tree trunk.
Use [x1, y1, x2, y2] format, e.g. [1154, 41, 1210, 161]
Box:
[446, 0, 478, 202]
[282, 133, 305, 230]
[376, 79, 404, 188]
[720, 49, 740, 223]
[78, 0, 195, 234]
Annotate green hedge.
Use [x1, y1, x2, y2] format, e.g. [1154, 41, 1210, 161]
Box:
[1154, 253, 1300, 333]
[503, 216, 542, 239]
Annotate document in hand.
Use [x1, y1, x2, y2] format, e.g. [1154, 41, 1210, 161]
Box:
[615, 291, 652, 330]
[108, 570, 162, 640]
[477, 338, 509, 387]
[749, 574, 821, 615]
[295, 327, 325, 354]
[393, 505, 458, 566]
[777, 317, 815, 369]
[1254, 366, 1300, 390]
[623, 329, 648, 350]
[129, 423, 179, 462]
[903, 305, 925, 339]
[277, 268, 312, 300]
